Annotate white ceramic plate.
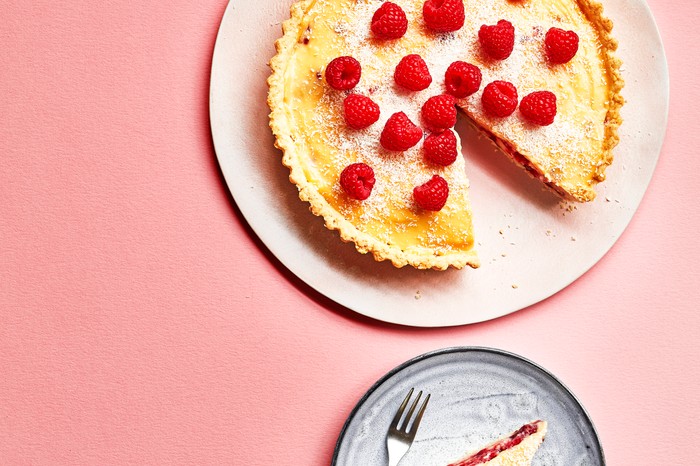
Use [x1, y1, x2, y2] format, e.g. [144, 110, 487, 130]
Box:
[209, 0, 668, 327]
[331, 347, 604, 465]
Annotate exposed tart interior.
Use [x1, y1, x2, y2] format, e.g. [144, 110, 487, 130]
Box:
[268, 0, 623, 269]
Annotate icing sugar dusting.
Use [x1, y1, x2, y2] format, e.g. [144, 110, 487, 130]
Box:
[326, 0, 607, 187]
[299, 0, 609, 251]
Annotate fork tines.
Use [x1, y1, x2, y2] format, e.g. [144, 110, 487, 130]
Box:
[391, 387, 431, 438]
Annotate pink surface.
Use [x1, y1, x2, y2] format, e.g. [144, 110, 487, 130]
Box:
[0, 0, 698, 464]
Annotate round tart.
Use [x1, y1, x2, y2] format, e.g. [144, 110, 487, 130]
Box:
[268, 0, 623, 270]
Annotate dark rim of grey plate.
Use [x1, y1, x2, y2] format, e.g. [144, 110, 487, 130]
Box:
[330, 346, 605, 465]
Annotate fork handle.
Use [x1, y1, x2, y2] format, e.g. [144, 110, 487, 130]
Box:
[387, 441, 406, 466]
[387, 454, 401, 466]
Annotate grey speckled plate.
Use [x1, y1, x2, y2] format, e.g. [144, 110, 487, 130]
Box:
[332, 347, 604, 466]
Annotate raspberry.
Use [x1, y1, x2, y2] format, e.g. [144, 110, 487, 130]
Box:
[340, 163, 375, 200]
[421, 94, 457, 132]
[481, 81, 518, 118]
[413, 175, 449, 211]
[371, 2, 408, 40]
[325, 56, 361, 90]
[424, 130, 458, 166]
[343, 94, 380, 129]
[545, 27, 579, 64]
[444, 61, 482, 98]
[478, 20, 515, 60]
[380, 112, 423, 151]
[394, 54, 432, 91]
[422, 0, 465, 33]
[519, 90, 557, 126]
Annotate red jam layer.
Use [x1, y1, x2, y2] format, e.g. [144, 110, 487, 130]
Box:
[448, 421, 541, 466]
[477, 125, 571, 200]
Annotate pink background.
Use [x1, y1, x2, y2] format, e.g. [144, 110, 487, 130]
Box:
[1, 0, 698, 464]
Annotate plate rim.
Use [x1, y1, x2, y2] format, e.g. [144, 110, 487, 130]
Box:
[330, 346, 606, 465]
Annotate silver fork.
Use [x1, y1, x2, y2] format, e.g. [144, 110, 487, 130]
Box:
[386, 388, 431, 466]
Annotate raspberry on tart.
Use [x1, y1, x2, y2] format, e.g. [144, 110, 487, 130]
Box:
[519, 91, 557, 126]
[414, 175, 449, 211]
[424, 130, 458, 166]
[343, 94, 380, 129]
[479, 20, 515, 60]
[447, 420, 547, 466]
[371, 2, 408, 40]
[380, 112, 424, 151]
[445, 61, 482, 99]
[394, 54, 433, 91]
[545, 27, 580, 64]
[423, 0, 465, 33]
[340, 163, 375, 200]
[482, 81, 519, 118]
[422, 94, 457, 132]
[325, 56, 361, 90]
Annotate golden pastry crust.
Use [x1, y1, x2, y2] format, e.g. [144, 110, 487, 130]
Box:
[268, 0, 623, 269]
[578, 0, 625, 196]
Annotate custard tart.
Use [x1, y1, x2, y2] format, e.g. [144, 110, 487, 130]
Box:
[268, 0, 623, 269]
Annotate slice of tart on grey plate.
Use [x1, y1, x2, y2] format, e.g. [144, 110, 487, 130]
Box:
[447, 420, 547, 466]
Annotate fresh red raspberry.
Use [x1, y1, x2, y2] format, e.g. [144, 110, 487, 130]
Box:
[325, 56, 361, 90]
[340, 163, 375, 200]
[413, 175, 449, 211]
[421, 94, 457, 132]
[481, 81, 518, 118]
[478, 20, 515, 60]
[371, 2, 408, 40]
[422, 0, 465, 33]
[424, 130, 458, 166]
[519, 90, 557, 126]
[444, 61, 482, 98]
[394, 54, 432, 91]
[380, 112, 423, 151]
[343, 94, 380, 129]
[545, 27, 579, 64]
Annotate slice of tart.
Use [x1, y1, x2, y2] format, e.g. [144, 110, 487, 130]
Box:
[447, 420, 547, 466]
[268, 0, 623, 270]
